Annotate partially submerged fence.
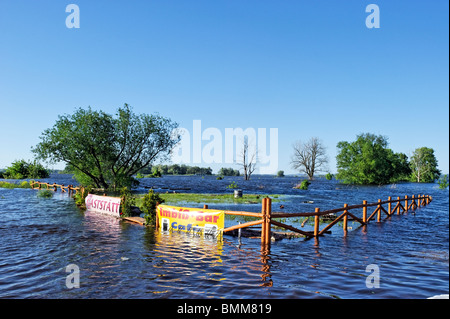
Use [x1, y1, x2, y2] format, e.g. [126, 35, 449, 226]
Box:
[221, 194, 432, 245]
[30, 181, 83, 196]
[28, 181, 433, 246]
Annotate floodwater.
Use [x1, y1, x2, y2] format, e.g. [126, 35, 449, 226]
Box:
[0, 174, 448, 299]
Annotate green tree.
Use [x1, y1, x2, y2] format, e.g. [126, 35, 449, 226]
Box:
[33, 104, 179, 190]
[409, 147, 441, 183]
[3, 159, 49, 179]
[3, 160, 29, 179]
[336, 133, 410, 185]
[218, 167, 240, 176]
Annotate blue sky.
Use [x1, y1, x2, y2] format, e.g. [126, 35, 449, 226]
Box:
[0, 0, 448, 174]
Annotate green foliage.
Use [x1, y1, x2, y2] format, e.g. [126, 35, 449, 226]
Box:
[438, 174, 449, 189]
[37, 190, 53, 198]
[226, 181, 238, 189]
[140, 189, 165, 225]
[150, 167, 162, 178]
[73, 186, 92, 208]
[2, 160, 49, 179]
[409, 147, 441, 183]
[20, 181, 31, 188]
[120, 187, 136, 218]
[325, 172, 334, 180]
[336, 133, 411, 185]
[218, 167, 240, 177]
[33, 104, 179, 190]
[277, 170, 285, 177]
[294, 180, 310, 190]
[0, 180, 32, 189]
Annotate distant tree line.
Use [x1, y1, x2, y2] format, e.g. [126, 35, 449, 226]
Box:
[141, 164, 213, 176]
[292, 133, 442, 185]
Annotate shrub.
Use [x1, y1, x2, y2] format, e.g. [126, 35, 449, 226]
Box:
[37, 190, 53, 198]
[73, 186, 92, 208]
[20, 181, 31, 188]
[226, 181, 238, 189]
[294, 180, 310, 190]
[438, 174, 449, 189]
[325, 173, 333, 180]
[277, 170, 285, 177]
[120, 187, 136, 217]
[141, 189, 165, 225]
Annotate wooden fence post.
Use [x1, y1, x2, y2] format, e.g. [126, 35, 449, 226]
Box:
[388, 196, 392, 215]
[362, 200, 368, 223]
[266, 197, 272, 244]
[343, 204, 348, 233]
[397, 197, 401, 215]
[261, 198, 267, 245]
[314, 208, 320, 237]
[405, 195, 408, 212]
[377, 199, 382, 222]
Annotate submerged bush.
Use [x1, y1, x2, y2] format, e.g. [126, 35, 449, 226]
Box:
[294, 180, 310, 190]
[120, 187, 136, 217]
[37, 190, 53, 198]
[73, 186, 92, 208]
[438, 174, 449, 189]
[141, 189, 165, 225]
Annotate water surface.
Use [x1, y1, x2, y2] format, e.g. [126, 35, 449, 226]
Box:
[0, 175, 448, 298]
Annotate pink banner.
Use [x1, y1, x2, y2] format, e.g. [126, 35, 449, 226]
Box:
[85, 194, 121, 217]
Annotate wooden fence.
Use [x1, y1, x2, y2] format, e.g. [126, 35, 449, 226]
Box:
[28, 182, 433, 246]
[30, 181, 83, 196]
[221, 194, 432, 245]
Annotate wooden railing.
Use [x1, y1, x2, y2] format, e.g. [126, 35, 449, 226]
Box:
[30, 181, 83, 196]
[221, 194, 433, 245]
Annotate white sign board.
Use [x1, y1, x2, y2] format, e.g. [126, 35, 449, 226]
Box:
[85, 194, 121, 218]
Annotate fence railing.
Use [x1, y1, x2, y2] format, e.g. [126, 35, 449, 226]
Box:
[30, 181, 83, 196]
[221, 194, 432, 245]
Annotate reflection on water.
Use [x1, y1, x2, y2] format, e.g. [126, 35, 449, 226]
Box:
[0, 175, 448, 299]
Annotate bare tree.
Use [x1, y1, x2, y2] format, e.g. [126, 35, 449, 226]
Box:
[238, 138, 257, 180]
[291, 137, 328, 180]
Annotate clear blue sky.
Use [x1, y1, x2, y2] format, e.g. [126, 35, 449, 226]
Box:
[0, 0, 448, 174]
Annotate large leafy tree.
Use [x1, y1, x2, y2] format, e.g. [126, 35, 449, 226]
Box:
[33, 104, 179, 190]
[409, 147, 440, 183]
[336, 133, 411, 185]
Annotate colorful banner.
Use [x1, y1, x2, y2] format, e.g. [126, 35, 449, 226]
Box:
[157, 205, 225, 239]
[85, 194, 121, 218]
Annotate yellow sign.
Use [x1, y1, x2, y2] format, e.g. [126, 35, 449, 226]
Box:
[157, 205, 225, 239]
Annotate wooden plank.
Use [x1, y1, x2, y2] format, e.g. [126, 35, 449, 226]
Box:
[270, 220, 314, 237]
[223, 219, 263, 233]
[122, 217, 146, 225]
